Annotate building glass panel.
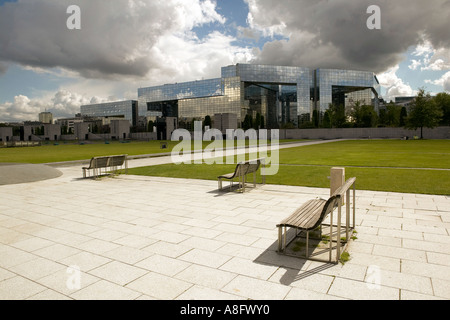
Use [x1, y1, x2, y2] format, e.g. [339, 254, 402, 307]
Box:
[316, 69, 380, 118]
[137, 64, 379, 129]
[80, 100, 138, 126]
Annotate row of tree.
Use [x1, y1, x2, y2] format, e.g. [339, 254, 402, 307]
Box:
[303, 90, 449, 139]
[242, 113, 265, 131]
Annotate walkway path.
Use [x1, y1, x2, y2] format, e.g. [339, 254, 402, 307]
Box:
[0, 139, 342, 186]
[0, 139, 449, 300]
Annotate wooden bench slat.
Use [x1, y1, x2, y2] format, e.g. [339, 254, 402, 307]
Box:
[82, 154, 128, 179]
[278, 199, 326, 229]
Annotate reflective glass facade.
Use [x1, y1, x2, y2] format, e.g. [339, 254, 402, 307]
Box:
[316, 69, 380, 117]
[137, 64, 379, 129]
[80, 100, 138, 126]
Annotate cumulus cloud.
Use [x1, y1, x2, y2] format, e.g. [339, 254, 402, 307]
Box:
[407, 39, 450, 72]
[426, 71, 450, 92]
[0, 95, 48, 122]
[0, 0, 250, 82]
[377, 66, 416, 102]
[0, 90, 109, 122]
[245, 0, 450, 73]
[422, 48, 450, 71]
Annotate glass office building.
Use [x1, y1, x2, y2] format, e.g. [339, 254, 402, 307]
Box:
[315, 69, 380, 116]
[138, 64, 380, 129]
[80, 100, 138, 126]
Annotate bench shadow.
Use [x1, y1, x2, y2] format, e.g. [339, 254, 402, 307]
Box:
[252, 230, 336, 287]
[207, 183, 261, 196]
[71, 173, 120, 182]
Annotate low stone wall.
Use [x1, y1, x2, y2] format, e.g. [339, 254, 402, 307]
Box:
[278, 126, 450, 140]
[130, 132, 158, 140]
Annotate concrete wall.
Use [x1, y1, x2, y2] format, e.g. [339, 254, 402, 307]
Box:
[74, 122, 90, 141]
[278, 127, 450, 140]
[110, 120, 131, 140]
[0, 127, 13, 142]
[214, 113, 238, 132]
[44, 124, 61, 141]
[130, 132, 158, 140]
[60, 135, 76, 141]
[166, 117, 178, 140]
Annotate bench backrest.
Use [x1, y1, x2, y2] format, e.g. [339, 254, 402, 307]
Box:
[310, 195, 340, 231]
[233, 163, 250, 178]
[86, 157, 97, 169]
[309, 177, 356, 231]
[109, 155, 127, 167]
[94, 156, 110, 168]
[331, 177, 356, 198]
[246, 159, 261, 175]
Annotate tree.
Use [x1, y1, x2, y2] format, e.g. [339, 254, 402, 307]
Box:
[328, 104, 347, 128]
[385, 103, 402, 127]
[242, 114, 253, 130]
[378, 108, 387, 127]
[399, 107, 407, 127]
[351, 103, 378, 128]
[312, 109, 320, 128]
[405, 88, 443, 139]
[254, 113, 261, 130]
[203, 115, 212, 129]
[148, 120, 154, 132]
[433, 92, 450, 126]
[322, 110, 332, 128]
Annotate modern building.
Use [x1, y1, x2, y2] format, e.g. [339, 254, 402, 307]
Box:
[22, 124, 61, 141]
[80, 100, 138, 127]
[395, 96, 416, 109]
[138, 64, 380, 129]
[56, 116, 84, 134]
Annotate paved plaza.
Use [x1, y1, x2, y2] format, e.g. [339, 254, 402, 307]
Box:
[0, 150, 449, 300]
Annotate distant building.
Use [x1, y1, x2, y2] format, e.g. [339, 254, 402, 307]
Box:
[80, 100, 138, 127]
[0, 127, 13, 142]
[39, 112, 53, 124]
[110, 119, 131, 140]
[56, 116, 84, 134]
[395, 96, 416, 109]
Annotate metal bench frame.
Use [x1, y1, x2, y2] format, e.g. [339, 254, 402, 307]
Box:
[277, 177, 356, 263]
[217, 158, 265, 193]
[82, 154, 128, 179]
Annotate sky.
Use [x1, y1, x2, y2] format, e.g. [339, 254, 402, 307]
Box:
[0, 0, 449, 122]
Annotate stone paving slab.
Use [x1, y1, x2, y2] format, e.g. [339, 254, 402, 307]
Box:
[0, 161, 449, 300]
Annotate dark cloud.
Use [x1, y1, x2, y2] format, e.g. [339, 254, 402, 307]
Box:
[0, 0, 230, 80]
[0, 62, 7, 75]
[247, 0, 450, 73]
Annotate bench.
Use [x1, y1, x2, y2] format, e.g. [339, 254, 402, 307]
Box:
[82, 154, 128, 179]
[217, 158, 265, 193]
[277, 177, 356, 263]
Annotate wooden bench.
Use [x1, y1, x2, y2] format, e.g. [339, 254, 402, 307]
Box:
[217, 158, 265, 193]
[82, 154, 128, 179]
[277, 177, 356, 263]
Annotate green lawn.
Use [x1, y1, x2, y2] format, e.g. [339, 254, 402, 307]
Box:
[0, 140, 180, 164]
[0, 139, 306, 164]
[279, 140, 450, 169]
[2, 139, 449, 195]
[127, 140, 450, 195]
